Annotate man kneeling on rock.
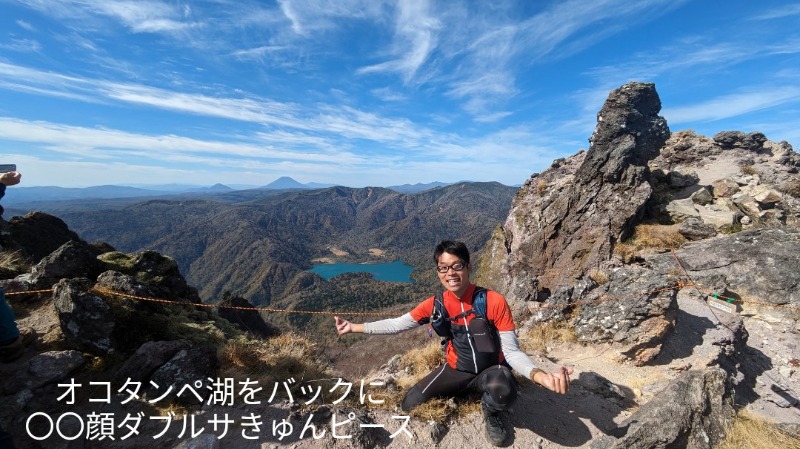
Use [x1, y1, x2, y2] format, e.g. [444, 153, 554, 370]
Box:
[334, 240, 572, 446]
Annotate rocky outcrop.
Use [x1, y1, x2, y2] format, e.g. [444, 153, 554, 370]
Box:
[53, 278, 116, 355]
[217, 293, 280, 339]
[487, 82, 670, 312]
[26, 240, 104, 289]
[652, 130, 800, 230]
[646, 227, 800, 319]
[573, 265, 678, 366]
[115, 340, 192, 383]
[148, 345, 218, 404]
[4, 350, 87, 394]
[99, 250, 201, 303]
[3, 212, 83, 263]
[590, 368, 734, 449]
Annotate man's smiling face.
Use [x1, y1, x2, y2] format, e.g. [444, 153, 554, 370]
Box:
[436, 251, 470, 298]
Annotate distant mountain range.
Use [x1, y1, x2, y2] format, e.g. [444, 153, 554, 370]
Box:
[22, 182, 517, 308]
[4, 177, 472, 207]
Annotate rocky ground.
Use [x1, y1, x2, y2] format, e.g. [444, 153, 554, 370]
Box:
[2, 284, 797, 449]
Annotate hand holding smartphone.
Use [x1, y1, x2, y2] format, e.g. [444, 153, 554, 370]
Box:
[0, 165, 20, 186]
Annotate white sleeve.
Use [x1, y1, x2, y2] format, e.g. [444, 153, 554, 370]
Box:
[363, 313, 420, 335]
[500, 330, 538, 379]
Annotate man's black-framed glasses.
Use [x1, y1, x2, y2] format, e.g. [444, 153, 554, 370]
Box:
[436, 261, 466, 273]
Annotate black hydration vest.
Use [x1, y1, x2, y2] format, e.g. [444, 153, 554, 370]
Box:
[421, 286, 502, 374]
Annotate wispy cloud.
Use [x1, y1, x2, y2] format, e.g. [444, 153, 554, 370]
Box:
[0, 61, 441, 148]
[751, 4, 800, 20]
[430, 0, 684, 118]
[473, 111, 513, 124]
[231, 45, 289, 61]
[16, 19, 36, 31]
[0, 39, 41, 52]
[370, 87, 407, 102]
[357, 0, 440, 83]
[0, 117, 362, 164]
[664, 87, 800, 124]
[18, 0, 201, 34]
[277, 0, 388, 36]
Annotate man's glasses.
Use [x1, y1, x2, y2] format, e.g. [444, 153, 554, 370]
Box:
[436, 262, 466, 273]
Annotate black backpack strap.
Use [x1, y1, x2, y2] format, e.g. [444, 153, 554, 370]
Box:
[473, 286, 487, 319]
[429, 291, 452, 338]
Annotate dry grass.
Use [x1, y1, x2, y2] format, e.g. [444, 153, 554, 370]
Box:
[740, 164, 758, 176]
[779, 179, 800, 198]
[152, 402, 192, 419]
[631, 224, 686, 250]
[587, 268, 610, 284]
[717, 411, 800, 449]
[536, 179, 549, 194]
[615, 224, 686, 261]
[521, 320, 577, 354]
[400, 340, 444, 383]
[613, 242, 637, 263]
[408, 397, 451, 422]
[218, 332, 330, 386]
[385, 342, 484, 423]
[0, 250, 28, 274]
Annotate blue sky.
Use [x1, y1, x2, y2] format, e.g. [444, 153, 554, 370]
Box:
[1, 0, 799, 188]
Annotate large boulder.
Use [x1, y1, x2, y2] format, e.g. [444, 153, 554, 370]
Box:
[27, 240, 104, 289]
[4, 212, 82, 263]
[98, 251, 201, 303]
[115, 340, 192, 383]
[713, 131, 768, 152]
[53, 278, 115, 355]
[148, 345, 218, 405]
[573, 265, 678, 365]
[486, 82, 670, 312]
[96, 269, 156, 298]
[678, 217, 717, 241]
[590, 368, 734, 449]
[4, 350, 87, 394]
[646, 227, 800, 322]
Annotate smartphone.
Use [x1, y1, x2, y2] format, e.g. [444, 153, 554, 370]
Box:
[0, 164, 16, 173]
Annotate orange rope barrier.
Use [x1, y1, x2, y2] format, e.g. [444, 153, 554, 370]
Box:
[3, 254, 798, 316]
[90, 287, 399, 317]
[5, 289, 56, 296]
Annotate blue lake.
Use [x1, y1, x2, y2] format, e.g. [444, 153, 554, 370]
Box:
[310, 260, 414, 283]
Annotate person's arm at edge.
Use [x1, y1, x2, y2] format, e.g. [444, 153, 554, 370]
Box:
[334, 313, 419, 335]
[500, 330, 573, 394]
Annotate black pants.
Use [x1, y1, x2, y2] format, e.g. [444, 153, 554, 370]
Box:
[401, 363, 518, 412]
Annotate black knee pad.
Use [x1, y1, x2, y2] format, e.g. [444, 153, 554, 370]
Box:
[482, 367, 517, 409]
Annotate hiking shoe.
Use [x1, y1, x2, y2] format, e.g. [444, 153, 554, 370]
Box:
[0, 327, 36, 363]
[482, 401, 508, 446]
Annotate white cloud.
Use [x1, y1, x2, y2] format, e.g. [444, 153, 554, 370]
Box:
[277, 0, 389, 35]
[664, 87, 800, 124]
[427, 0, 683, 118]
[0, 117, 362, 164]
[473, 111, 513, 124]
[231, 45, 288, 61]
[370, 87, 407, 102]
[357, 0, 440, 83]
[16, 20, 36, 31]
[0, 39, 42, 52]
[752, 4, 800, 20]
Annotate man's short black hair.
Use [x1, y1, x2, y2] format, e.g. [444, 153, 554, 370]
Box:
[433, 240, 470, 266]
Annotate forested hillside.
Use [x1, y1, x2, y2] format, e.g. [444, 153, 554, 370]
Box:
[23, 182, 516, 309]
